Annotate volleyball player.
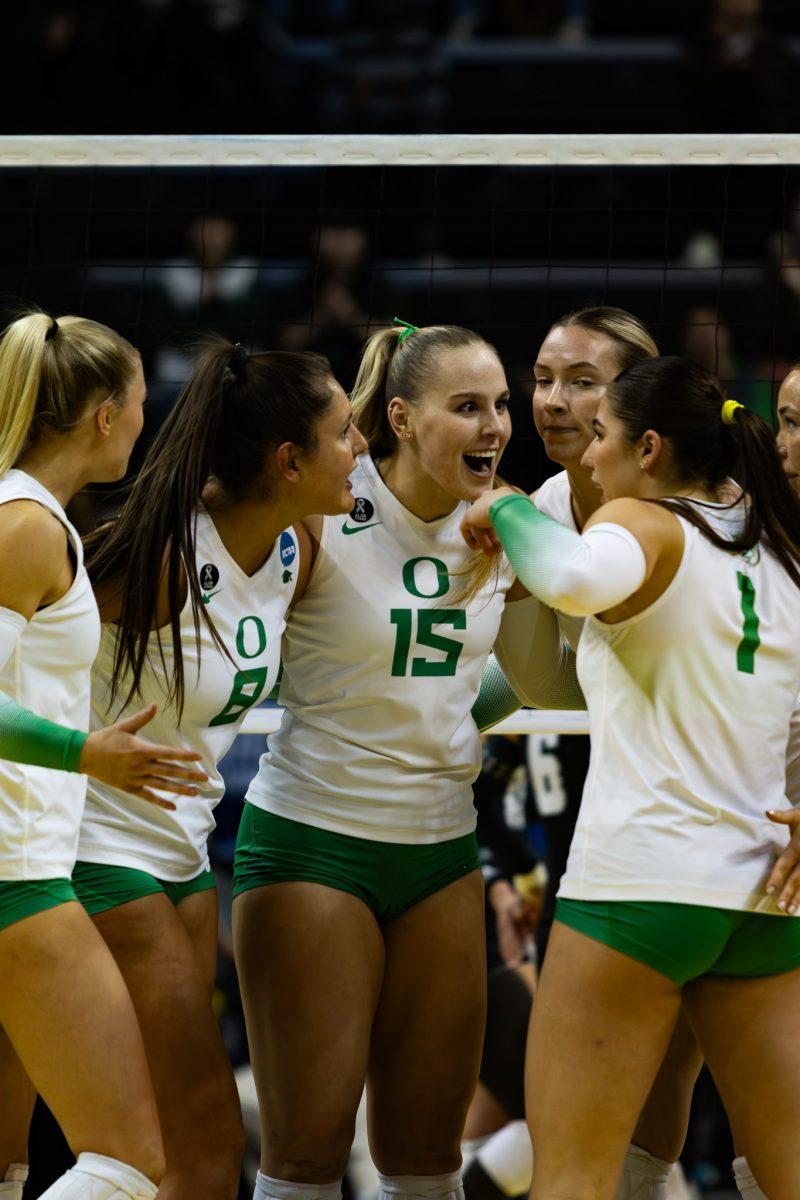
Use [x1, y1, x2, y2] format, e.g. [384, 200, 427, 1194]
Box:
[0, 312, 209, 1200]
[777, 362, 800, 489]
[69, 341, 367, 1199]
[232, 322, 584, 1200]
[462, 355, 800, 1200]
[465, 308, 697, 1200]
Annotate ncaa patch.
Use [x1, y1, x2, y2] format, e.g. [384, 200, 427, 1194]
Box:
[280, 530, 297, 566]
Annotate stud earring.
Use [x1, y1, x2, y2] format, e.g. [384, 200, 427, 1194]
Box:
[402, 431, 413, 440]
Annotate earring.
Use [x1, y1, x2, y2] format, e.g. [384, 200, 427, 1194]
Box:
[640, 460, 647, 470]
[402, 431, 413, 440]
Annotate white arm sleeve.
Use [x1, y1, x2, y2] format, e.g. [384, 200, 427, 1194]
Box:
[494, 594, 585, 710]
[490, 494, 648, 617]
[0, 606, 25, 675]
[545, 523, 648, 616]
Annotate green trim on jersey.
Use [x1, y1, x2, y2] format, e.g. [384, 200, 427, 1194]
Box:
[556, 897, 800, 986]
[0, 878, 77, 931]
[72, 861, 216, 917]
[232, 804, 480, 921]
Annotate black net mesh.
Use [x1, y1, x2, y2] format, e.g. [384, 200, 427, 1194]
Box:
[2, 159, 799, 491]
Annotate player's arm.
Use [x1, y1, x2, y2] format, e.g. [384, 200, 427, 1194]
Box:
[461, 489, 678, 618]
[0, 505, 206, 801]
[290, 519, 317, 607]
[493, 594, 584, 709]
[765, 697, 800, 913]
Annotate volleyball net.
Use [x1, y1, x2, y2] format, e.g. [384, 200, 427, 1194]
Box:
[2, 133, 797, 737]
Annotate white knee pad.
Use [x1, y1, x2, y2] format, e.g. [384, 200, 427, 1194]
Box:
[0, 1161, 28, 1200]
[36, 1153, 157, 1199]
[0, 1162, 29, 1200]
[614, 1145, 672, 1200]
[378, 1171, 464, 1200]
[253, 1174, 342, 1200]
[732, 1157, 768, 1200]
[476, 1121, 532, 1196]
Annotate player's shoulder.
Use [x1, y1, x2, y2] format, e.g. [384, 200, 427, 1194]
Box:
[289, 519, 319, 603]
[0, 500, 71, 616]
[0, 499, 68, 561]
[585, 498, 682, 561]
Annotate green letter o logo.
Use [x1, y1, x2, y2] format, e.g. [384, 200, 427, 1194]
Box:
[402, 557, 450, 599]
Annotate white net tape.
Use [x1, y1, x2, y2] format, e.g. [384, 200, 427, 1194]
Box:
[241, 708, 589, 737]
[2, 133, 800, 168]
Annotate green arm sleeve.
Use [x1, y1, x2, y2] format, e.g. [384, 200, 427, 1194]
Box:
[489, 493, 647, 617]
[0, 694, 87, 773]
[472, 654, 523, 733]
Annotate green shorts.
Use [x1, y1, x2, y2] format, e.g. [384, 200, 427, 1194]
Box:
[72, 861, 216, 917]
[0, 878, 78, 932]
[556, 897, 800, 986]
[233, 804, 481, 922]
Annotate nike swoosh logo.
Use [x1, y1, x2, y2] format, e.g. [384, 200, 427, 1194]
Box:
[202, 589, 223, 604]
[342, 521, 383, 535]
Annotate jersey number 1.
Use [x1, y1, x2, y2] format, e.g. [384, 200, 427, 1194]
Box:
[736, 571, 760, 675]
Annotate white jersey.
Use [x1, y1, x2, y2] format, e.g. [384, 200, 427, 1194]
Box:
[534, 471, 584, 650]
[560, 510, 800, 913]
[0, 470, 100, 880]
[247, 454, 515, 843]
[80, 510, 297, 880]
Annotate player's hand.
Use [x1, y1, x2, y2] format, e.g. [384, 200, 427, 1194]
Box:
[489, 878, 538, 967]
[766, 808, 800, 913]
[79, 703, 208, 810]
[460, 487, 516, 555]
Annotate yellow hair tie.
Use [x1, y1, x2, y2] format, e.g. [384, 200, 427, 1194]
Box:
[721, 399, 744, 425]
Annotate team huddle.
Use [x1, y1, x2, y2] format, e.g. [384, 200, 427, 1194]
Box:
[0, 305, 797, 1200]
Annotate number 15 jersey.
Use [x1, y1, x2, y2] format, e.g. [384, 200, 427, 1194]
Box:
[247, 454, 515, 844]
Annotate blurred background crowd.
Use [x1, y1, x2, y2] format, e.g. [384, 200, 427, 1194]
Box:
[2, 0, 800, 134]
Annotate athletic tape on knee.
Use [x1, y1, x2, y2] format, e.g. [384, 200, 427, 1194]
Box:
[36, 1152, 157, 1199]
[378, 1171, 464, 1200]
[614, 1145, 671, 1200]
[476, 1121, 532, 1196]
[254, 1174, 342, 1200]
[732, 1157, 768, 1200]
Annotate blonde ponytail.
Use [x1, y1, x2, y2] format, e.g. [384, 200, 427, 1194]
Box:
[0, 311, 139, 475]
[350, 326, 404, 457]
[0, 312, 55, 475]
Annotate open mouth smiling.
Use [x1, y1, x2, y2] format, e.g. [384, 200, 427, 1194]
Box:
[463, 450, 498, 478]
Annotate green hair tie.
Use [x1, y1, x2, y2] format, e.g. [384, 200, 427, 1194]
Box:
[393, 317, 419, 344]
